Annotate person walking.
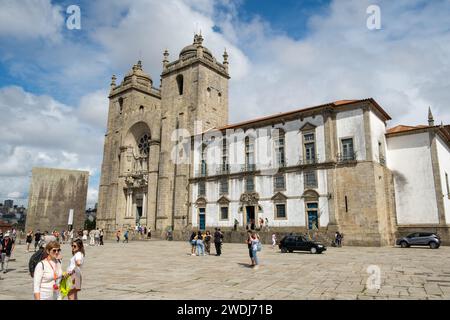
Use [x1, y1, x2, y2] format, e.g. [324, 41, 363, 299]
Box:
[89, 229, 95, 246]
[116, 230, 121, 242]
[246, 230, 253, 266]
[189, 231, 197, 256]
[213, 228, 223, 256]
[34, 230, 41, 252]
[147, 227, 152, 239]
[82, 230, 88, 243]
[33, 241, 63, 300]
[66, 239, 85, 300]
[26, 230, 33, 252]
[123, 230, 129, 243]
[69, 229, 74, 243]
[259, 217, 264, 231]
[94, 228, 100, 246]
[204, 231, 212, 255]
[1, 232, 15, 273]
[99, 229, 104, 246]
[271, 233, 277, 249]
[265, 218, 269, 231]
[250, 232, 261, 269]
[196, 231, 205, 256]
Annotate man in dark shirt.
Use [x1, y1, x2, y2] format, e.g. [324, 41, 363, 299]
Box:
[214, 228, 223, 256]
[34, 230, 41, 252]
[1, 232, 15, 273]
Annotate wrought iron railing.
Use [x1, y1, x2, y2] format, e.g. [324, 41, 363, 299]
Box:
[298, 154, 320, 166]
[241, 164, 256, 172]
[337, 152, 357, 162]
[216, 164, 230, 175]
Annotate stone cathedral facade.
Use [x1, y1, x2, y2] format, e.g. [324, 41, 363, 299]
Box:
[97, 35, 450, 246]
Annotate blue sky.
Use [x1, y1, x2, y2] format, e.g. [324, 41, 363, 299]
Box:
[0, 0, 449, 208]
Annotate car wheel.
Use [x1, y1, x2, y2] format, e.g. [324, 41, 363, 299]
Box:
[281, 247, 288, 253]
[429, 242, 438, 249]
[400, 241, 408, 248]
[310, 247, 317, 254]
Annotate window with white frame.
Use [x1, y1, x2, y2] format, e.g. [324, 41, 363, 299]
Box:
[274, 174, 286, 191]
[341, 138, 355, 160]
[245, 176, 255, 192]
[198, 181, 206, 196]
[220, 206, 229, 220]
[276, 204, 286, 219]
[245, 136, 255, 171]
[303, 132, 316, 164]
[219, 179, 229, 195]
[304, 171, 318, 188]
[274, 129, 285, 167]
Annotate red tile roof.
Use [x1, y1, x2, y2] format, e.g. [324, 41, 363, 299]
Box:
[386, 125, 429, 134]
[206, 98, 390, 133]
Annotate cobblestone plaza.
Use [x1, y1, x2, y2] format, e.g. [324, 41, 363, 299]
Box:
[2, 240, 450, 300]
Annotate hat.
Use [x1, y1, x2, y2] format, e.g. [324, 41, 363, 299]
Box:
[4, 232, 10, 237]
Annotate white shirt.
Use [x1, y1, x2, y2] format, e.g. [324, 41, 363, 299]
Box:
[33, 259, 62, 300]
[67, 252, 84, 273]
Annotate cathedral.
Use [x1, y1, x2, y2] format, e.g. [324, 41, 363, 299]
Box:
[97, 35, 450, 246]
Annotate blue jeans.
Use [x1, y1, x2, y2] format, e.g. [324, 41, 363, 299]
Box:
[252, 249, 258, 265]
[196, 240, 205, 255]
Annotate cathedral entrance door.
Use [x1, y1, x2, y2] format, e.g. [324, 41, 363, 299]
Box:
[135, 196, 143, 224]
[246, 206, 256, 230]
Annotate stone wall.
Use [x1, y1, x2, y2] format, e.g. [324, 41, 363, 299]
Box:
[26, 167, 89, 233]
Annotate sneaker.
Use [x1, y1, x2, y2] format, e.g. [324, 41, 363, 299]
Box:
[191, 253, 196, 256]
[253, 265, 259, 270]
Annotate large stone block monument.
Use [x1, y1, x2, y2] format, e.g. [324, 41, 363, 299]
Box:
[25, 167, 89, 232]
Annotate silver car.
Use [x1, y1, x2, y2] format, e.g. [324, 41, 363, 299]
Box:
[396, 232, 441, 249]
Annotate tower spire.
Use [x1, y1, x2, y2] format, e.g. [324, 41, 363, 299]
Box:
[163, 49, 169, 69]
[428, 106, 435, 126]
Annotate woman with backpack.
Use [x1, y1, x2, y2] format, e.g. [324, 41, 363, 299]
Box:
[33, 241, 63, 300]
[66, 238, 85, 300]
[189, 231, 196, 256]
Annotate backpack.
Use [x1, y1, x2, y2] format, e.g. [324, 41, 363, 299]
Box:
[256, 242, 262, 252]
[29, 248, 46, 278]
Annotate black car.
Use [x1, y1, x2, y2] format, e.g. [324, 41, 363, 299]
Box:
[279, 234, 326, 254]
[396, 232, 441, 249]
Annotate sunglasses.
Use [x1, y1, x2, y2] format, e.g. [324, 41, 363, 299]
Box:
[51, 249, 61, 253]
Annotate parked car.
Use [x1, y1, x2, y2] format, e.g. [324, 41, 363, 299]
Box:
[396, 232, 441, 249]
[279, 234, 326, 254]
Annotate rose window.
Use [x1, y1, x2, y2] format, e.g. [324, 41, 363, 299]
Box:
[138, 133, 150, 156]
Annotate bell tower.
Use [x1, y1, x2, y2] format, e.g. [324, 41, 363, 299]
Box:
[156, 34, 230, 232]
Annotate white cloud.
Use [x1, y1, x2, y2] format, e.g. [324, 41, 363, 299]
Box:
[0, 0, 64, 41]
[0, 86, 105, 207]
[222, 0, 450, 126]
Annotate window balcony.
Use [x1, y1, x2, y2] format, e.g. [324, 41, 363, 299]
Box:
[241, 164, 256, 172]
[337, 152, 357, 162]
[298, 154, 320, 166]
[216, 164, 230, 175]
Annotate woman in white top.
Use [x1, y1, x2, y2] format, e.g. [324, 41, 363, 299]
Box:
[33, 241, 63, 300]
[67, 238, 85, 300]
